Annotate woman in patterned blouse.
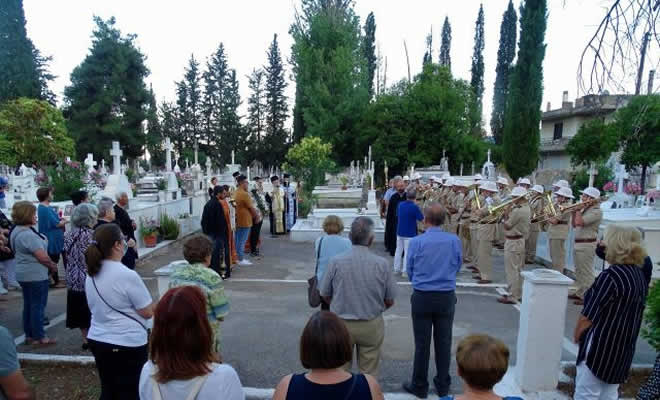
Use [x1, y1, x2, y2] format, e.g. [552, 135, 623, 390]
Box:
[169, 234, 229, 356]
[62, 203, 98, 350]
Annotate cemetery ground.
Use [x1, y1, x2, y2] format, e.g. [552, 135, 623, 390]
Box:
[0, 226, 655, 399]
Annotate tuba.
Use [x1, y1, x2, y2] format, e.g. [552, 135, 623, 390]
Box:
[531, 193, 557, 223]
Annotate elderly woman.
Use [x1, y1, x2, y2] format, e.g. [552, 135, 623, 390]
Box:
[95, 197, 136, 252]
[10, 201, 58, 345]
[169, 234, 229, 354]
[62, 203, 98, 350]
[314, 216, 351, 310]
[573, 225, 648, 400]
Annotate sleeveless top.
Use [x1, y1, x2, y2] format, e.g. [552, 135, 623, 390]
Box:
[286, 373, 371, 400]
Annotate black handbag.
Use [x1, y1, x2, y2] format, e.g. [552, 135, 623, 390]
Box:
[307, 237, 324, 308]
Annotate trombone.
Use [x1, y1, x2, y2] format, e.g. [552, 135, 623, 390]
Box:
[478, 194, 529, 224]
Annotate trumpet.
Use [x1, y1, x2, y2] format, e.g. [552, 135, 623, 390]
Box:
[471, 187, 481, 210]
[558, 196, 606, 214]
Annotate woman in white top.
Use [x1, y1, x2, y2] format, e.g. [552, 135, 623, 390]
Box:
[85, 223, 154, 400]
[139, 285, 244, 400]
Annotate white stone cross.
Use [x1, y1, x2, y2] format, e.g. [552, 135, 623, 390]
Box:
[193, 140, 199, 165]
[231, 150, 235, 165]
[164, 138, 174, 172]
[460, 163, 464, 176]
[615, 163, 629, 195]
[368, 146, 372, 170]
[110, 141, 123, 175]
[84, 153, 97, 173]
[66, 156, 72, 163]
[487, 149, 491, 163]
[205, 157, 212, 175]
[587, 162, 598, 187]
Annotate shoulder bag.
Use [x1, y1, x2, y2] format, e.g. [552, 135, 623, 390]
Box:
[307, 237, 324, 308]
[151, 372, 210, 400]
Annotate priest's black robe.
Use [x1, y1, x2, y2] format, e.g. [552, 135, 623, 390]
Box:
[384, 191, 405, 256]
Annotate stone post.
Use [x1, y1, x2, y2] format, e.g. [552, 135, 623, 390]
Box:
[515, 269, 573, 392]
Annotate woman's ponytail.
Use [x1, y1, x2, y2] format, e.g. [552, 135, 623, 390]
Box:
[85, 223, 122, 277]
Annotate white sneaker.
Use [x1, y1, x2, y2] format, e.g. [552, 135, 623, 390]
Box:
[239, 259, 253, 266]
[0, 287, 7, 295]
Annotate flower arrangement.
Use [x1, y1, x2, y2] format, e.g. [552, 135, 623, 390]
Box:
[88, 170, 106, 188]
[138, 216, 159, 237]
[44, 160, 88, 202]
[602, 181, 615, 192]
[624, 182, 641, 195]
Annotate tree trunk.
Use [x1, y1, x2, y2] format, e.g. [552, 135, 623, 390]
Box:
[641, 164, 647, 196]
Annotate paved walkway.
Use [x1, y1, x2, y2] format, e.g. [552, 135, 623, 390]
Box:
[0, 227, 655, 396]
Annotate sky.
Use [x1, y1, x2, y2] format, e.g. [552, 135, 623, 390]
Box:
[21, 0, 652, 134]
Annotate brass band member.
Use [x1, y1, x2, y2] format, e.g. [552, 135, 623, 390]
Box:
[570, 187, 603, 305]
[473, 181, 500, 284]
[457, 182, 473, 264]
[547, 186, 573, 273]
[497, 187, 531, 304]
[495, 176, 511, 249]
[468, 176, 484, 273]
[525, 185, 545, 264]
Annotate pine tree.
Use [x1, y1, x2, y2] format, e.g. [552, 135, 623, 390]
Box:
[201, 44, 229, 157]
[145, 86, 164, 168]
[64, 17, 150, 160]
[183, 55, 202, 146]
[490, 0, 517, 145]
[0, 0, 54, 103]
[220, 70, 245, 164]
[264, 34, 289, 168]
[246, 68, 266, 152]
[439, 16, 452, 72]
[362, 12, 377, 98]
[502, 0, 548, 180]
[423, 29, 433, 66]
[469, 4, 485, 135]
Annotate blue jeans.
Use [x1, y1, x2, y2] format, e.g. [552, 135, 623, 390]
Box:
[19, 280, 49, 340]
[235, 227, 251, 261]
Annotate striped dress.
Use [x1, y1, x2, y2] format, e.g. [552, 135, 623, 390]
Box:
[577, 264, 648, 384]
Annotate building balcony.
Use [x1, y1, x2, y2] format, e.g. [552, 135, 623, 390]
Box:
[539, 137, 571, 153]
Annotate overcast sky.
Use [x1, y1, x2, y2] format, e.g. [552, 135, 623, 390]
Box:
[22, 0, 650, 134]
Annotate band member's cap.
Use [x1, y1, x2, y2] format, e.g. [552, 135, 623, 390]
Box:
[580, 187, 601, 199]
[511, 186, 527, 197]
[531, 185, 544, 194]
[556, 187, 574, 199]
[478, 181, 499, 193]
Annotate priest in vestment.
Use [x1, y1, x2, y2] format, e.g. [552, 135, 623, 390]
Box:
[219, 185, 238, 272]
[282, 173, 297, 232]
[384, 178, 406, 256]
[266, 176, 286, 235]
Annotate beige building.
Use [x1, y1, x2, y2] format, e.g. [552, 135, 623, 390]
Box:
[538, 92, 632, 171]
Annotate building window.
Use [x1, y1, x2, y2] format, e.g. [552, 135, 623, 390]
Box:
[553, 123, 563, 140]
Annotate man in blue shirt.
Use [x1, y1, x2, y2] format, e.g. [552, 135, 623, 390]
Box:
[36, 187, 67, 288]
[393, 187, 424, 277]
[402, 202, 462, 398]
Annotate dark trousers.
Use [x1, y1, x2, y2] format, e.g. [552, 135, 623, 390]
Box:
[410, 289, 456, 396]
[249, 220, 263, 254]
[18, 280, 49, 340]
[210, 233, 231, 277]
[88, 339, 148, 400]
[48, 253, 60, 283]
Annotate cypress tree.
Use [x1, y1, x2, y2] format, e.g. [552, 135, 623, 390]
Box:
[246, 68, 266, 154]
[0, 0, 53, 103]
[439, 16, 452, 72]
[469, 4, 485, 135]
[502, 0, 548, 180]
[183, 55, 202, 147]
[202, 44, 229, 156]
[491, 0, 517, 145]
[423, 30, 433, 66]
[362, 12, 377, 98]
[145, 86, 165, 168]
[64, 17, 150, 160]
[264, 34, 289, 168]
[220, 69, 245, 164]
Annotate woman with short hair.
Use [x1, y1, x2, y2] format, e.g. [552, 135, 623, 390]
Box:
[314, 216, 351, 310]
[168, 234, 229, 354]
[10, 201, 59, 346]
[62, 203, 98, 350]
[94, 198, 116, 228]
[573, 224, 648, 400]
[440, 334, 521, 400]
[273, 311, 384, 400]
[139, 285, 244, 400]
[85, 223, 154, 400]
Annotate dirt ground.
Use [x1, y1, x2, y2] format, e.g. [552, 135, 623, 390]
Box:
[21, 362, 100, 400]
[558, 364, 651, 398]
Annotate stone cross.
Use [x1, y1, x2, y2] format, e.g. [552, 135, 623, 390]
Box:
[66, 156, 72, 163]
[231, 150, 235, 165]
[615, 163, 629, 195]
[587, 162, 598, 187]
[84, 153, 97, 174]
[110, 141, 123, 175]
[442, 149, 446, 159]
[384, 160, 388, 182]
[370, 161, 375, 190]
[185, 159, 190, 170]
[164, 138, 174, 172]
[471, 161, 475, 176]
[460, 163, 464, 176]
[368, 146, 372, 170]
[193, 140, 199, 165]
[247, 166, 251, 181]
[487, 149, 491, 163]
[205, 157, 212, 175]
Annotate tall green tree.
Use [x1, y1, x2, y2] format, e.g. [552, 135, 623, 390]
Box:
[219, 69, 245, 165]
[439, 16, 452, 71]
[362, 12, 377, 98]
[290, 0, 370, 164]
[201, 44, 229, 157]
[264, 34, 289, 168]
[502, 0, 547, 181]
[145, 86, 165, 168]
[469, 4, 485, 136]
[566, 118, 618, 167]
[423, 30, 433, 66]
[246, 68, 266, 149]
[490, 0, 517, 145]
[612, 95, 660, 193]
[0, 0, 54, 103]
[182, 55, 202, 147]
[64, 17, 150, 160]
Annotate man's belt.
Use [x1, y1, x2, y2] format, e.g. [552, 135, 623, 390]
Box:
[556, 221, 568, 225]
[575, 238, 597, 243]
[449, 211, 458, 214]
[480, 221, 497, 225]
[506, 235, 523, 240]
[461, 216, 471, 219]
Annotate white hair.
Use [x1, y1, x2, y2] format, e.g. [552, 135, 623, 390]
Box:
[115, 191, 128, 201]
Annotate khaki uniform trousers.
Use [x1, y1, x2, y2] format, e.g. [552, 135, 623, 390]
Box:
[477, 225, 494, 281]
[342, 315, 385, 376]
[525, 229, 539, 263]
[504, 238, 525, 301]
[459, 221, 472, 263]
[549, 239, 566, 273]
[574, 242, 597, 299]
[470, 224, 480, 267]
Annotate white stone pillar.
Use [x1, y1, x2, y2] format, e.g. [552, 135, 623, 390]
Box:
[515, 269, 573, 392]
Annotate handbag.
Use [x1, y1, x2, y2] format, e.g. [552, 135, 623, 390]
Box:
[307, 237, 324, 308]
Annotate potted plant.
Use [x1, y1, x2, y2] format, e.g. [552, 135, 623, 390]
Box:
[159, 213, 181, 241]
[156, 179, 167, 201]
[339, 175, 349, 190]
[139, 216, 159, 247]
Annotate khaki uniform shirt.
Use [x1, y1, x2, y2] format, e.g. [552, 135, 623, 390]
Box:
[529, 195, 544, 232]
[477, 195, 500, 240]
[505, 203, 531, 239]
[548, 200, 572, 239]
[574, 205, 602, 241]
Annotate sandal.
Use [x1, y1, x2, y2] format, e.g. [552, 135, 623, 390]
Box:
[497, 296, 517, 305]
[34, 337, 57, 346]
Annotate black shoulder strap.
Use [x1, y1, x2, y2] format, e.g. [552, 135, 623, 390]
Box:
[314, 237, 324, 275]
[91, 276, 148, 332]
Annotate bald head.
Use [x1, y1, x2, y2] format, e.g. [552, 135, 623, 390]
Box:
[424, 202, 446, 227]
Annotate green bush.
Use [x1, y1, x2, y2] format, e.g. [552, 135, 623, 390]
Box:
[570, 163, 613, 196]
[298, 194, 318, 218]
[159, 213, 180, 240]
[44, 161, 87, 202]
[642, 280, 660, 351]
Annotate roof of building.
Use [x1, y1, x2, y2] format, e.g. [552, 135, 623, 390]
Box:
[542, 94, 632, 122]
